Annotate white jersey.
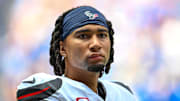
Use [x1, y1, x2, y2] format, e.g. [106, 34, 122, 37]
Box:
[17, 73, 136, 101]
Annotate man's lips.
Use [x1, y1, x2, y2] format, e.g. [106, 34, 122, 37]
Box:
[88, 54, 104, 61]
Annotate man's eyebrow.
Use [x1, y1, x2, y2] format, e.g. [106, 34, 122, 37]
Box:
[75, 29, 91, 34]
[97, 28, 108, 33]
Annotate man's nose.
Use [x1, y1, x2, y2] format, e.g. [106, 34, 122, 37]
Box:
[89, 36, 102, 52]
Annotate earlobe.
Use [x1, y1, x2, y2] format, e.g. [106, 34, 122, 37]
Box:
[59, 41, 66, 57]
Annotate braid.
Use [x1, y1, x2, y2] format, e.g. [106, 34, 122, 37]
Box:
[49, 8, 75, 76]
[49, 7, 114, 77]
[105, 20, 114, 73]
[99, 20, 114, 77]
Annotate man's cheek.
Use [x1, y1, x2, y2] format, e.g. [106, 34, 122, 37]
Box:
[74, 49, 83, 59]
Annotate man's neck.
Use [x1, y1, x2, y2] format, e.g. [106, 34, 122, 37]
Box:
[64, 66, 100, 93]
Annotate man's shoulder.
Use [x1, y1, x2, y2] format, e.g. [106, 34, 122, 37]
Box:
[100, 80, 137, 101]
[100, 80, 134, 95]
[17, 73, 61, 89]
[17, 73, 62, 101]
[112, 81, 133, 94]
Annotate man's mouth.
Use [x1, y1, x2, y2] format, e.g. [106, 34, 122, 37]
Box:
[88, 54, 104, 61]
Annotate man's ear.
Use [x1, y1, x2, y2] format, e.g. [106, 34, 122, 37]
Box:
[59, 41, 66, 57]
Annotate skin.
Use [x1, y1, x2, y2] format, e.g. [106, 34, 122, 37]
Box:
[60, 24, 111, 93]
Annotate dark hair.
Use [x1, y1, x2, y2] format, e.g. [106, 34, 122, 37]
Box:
[49, 6, 114, 77]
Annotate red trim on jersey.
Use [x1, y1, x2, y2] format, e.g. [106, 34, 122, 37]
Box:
[76, 97, 89, 101]
[18, 86, 51, 100]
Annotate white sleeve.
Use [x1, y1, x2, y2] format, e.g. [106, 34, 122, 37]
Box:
[16, 73, 63, 101]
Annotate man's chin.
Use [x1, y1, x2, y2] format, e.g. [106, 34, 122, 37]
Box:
[87, 64, 105, 72]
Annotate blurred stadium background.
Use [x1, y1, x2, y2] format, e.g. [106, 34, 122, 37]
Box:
[0, 0, 180, 101]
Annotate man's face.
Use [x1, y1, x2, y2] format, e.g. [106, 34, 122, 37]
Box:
[60, 24, 111, 71]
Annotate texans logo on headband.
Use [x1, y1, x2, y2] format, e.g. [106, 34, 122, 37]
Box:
[84, 11, 98, 20]
[62, 6, 108, 41]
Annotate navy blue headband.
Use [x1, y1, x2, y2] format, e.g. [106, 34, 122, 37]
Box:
[61, 6, 108, 41]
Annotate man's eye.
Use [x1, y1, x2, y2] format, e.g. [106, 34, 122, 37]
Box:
[78, 34, 88, 39]
[98, 33, 107, 38]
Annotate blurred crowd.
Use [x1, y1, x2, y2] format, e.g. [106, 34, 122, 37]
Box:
[0, 0, 180, 101]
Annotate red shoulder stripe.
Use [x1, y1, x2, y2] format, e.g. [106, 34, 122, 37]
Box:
[18, 87, 50, 100]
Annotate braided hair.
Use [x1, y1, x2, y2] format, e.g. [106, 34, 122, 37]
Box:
[49, 7, 114, 77]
